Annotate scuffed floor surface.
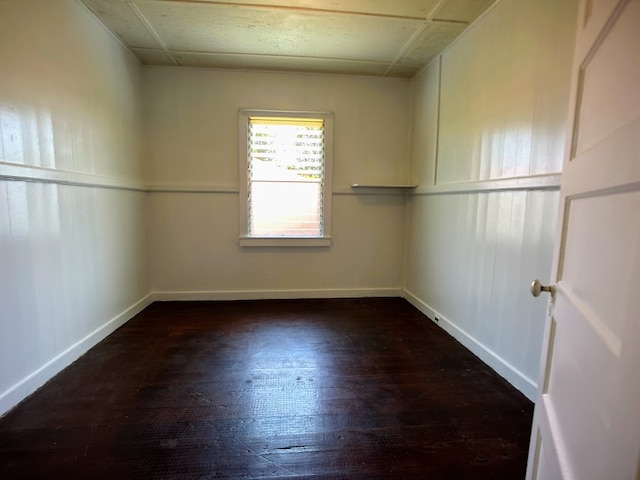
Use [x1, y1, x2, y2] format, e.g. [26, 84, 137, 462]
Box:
[0, 298, 534, 479]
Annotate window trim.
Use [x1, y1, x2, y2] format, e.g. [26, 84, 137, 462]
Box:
[238, 109, 333, 247]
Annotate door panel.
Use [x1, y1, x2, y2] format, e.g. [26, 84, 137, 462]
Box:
[535, 435, 563, 480]
[548, 286, 621, 480]
[574, 0, 640, 154]
[531, 393, 569, 480]
[562, 191, 640, 335]
[526, 0, 640, 479]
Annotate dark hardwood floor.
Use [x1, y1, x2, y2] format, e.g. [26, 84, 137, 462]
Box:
[0, 298, 534, 479]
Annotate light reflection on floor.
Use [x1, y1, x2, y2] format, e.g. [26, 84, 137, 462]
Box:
[238, 323, 329, 439]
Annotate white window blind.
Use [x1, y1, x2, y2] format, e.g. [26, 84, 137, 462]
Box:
[247, 116, 325, 237]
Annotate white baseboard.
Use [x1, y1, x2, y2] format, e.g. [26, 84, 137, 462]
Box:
[0, 293, 154, 417]
[403, 289, 537, 401]
[152, 288, 403, 302]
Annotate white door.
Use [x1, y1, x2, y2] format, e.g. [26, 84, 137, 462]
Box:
[525, 0, 640, 479]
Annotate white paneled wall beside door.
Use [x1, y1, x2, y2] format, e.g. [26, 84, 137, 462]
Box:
[405, 188, 560, 396]
[404, 0, 579, 399]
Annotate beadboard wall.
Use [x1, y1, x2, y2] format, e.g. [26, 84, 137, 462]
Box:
[404, 0, 579, 399]
[0, 0, 150, 415]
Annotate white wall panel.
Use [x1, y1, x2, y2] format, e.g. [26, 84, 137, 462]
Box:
[144, 67, 411, 295]
[409, 60, 439, 187]
[0, 0, 149, 415]
[149, 193, 406, 296]
[405, 0, 578, 398]
[406, 190, 559, 393]
[436, 0, 577, 184]
[143, 68, 411, 188]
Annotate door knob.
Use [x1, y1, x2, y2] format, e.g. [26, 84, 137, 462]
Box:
[531, 279, 553, 297]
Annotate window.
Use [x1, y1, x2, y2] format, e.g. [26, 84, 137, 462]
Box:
[238, 109, 333, 247]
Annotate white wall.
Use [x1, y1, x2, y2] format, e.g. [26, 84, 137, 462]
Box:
[404, 0, 578, 399]
[0, 0, 150, 415]
[143, 68, 412, 299]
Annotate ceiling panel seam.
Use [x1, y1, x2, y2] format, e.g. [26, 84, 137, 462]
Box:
[165, 48, 421, 67]
[147, 0, 429, 21]
[127, 1, 180, 65]
[383, 0, 453, 76]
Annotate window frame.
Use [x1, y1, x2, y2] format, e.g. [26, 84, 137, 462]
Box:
[238, 109, 334, 247]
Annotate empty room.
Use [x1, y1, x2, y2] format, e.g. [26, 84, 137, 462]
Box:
[0, 0, 638, 478]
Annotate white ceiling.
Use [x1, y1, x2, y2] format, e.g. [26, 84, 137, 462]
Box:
[81, 0, 497, 78]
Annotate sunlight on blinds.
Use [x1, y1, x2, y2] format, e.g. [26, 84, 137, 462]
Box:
[248, 116, 325, 237]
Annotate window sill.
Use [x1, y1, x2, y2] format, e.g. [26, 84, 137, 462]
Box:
[238, 236, 332, 247]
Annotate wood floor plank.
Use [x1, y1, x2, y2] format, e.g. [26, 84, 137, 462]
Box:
[0, 298, 533, 479]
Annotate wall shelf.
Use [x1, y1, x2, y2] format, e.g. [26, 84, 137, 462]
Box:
[350, 184, 418, 190]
